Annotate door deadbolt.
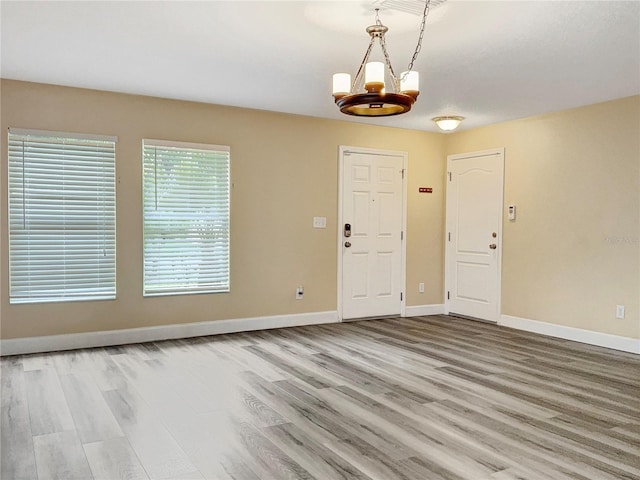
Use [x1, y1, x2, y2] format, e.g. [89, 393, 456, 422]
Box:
[492, 232, 497, 238]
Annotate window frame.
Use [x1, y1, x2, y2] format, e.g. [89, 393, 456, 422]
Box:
[7, 128, 117, 304]
[142, 139, 231, 297]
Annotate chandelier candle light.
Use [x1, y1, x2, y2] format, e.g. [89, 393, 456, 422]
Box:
[332, 0, 430, 117]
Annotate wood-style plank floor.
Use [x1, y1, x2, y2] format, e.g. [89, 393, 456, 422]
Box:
[2, 315, 639, 480]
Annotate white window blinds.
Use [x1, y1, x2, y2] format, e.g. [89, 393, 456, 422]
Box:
[142, 140, 230, 296]
[8, 129, 117, 304]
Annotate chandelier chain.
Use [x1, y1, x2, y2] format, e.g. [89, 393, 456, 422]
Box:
[405, 0, 431, 74]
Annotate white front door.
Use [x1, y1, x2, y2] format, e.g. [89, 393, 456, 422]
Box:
[340, 147, 406, 320]
[445, 148, 504, 322]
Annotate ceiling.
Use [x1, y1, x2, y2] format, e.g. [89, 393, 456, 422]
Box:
[1, 1, 639, 132]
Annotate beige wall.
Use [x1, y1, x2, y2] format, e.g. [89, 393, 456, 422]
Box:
[1, 80, 638, 343]
[0, 80, 446, 339]
[446, 96, 640, 339]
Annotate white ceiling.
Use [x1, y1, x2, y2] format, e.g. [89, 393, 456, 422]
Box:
[1, 1, 639, 132]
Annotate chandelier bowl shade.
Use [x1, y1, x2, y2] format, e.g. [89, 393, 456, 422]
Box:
[433, 116, 464, 131]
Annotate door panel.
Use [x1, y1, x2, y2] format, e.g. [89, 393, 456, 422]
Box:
[446, 149, 504, 322]
[352, 192, 370, 235]
[375, 252, 394, 297]
[342, 151, 404, 320]
[378, 192, 396, 235]
[456, 262, 490, 301]
[351, 253, 369, 299]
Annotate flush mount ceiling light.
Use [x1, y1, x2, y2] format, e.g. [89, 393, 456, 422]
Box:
[432, 116, 464, 131]
[332, 1, 431, 117]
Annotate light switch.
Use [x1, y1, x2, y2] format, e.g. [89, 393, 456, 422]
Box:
[313, 216, 327, 228]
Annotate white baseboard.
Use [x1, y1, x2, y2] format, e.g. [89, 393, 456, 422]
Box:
[499, 315, 640, 354]
[0, 311, 340, 356]
[6, 310, 634, 356]
[404, 304, 445, 317]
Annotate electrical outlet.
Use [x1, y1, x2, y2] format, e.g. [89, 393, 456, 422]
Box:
[296, 286, 304, 300]
[616, 305, 625, 319]
[419, 282, 425, 293]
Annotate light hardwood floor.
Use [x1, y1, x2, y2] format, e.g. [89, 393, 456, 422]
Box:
[2, 315, 639, 480]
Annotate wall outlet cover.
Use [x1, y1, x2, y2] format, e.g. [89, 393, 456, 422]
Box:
[313, 217, 327, 228]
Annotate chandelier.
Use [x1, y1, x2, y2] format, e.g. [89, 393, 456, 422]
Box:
[332, 1, 431, 117]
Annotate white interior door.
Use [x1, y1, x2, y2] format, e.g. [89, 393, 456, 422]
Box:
[340, 147, 406, 320]
[445, 148, 504, 322]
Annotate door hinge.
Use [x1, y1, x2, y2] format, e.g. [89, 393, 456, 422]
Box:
[401, 231, 404, 241]
[400, 292, 403, 301]
[448, 172, 452, 181]
[448, 232, 451, 241]
[401, 168, 405, 179]
[447, 291, 450, 300]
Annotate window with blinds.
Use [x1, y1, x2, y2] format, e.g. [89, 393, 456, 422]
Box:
[142, 140, 230, 296]
[8, 129, 117, 304]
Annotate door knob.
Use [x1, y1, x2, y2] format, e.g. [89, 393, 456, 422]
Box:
[344, 241, 351, 248]
[489, 243, 497, 250]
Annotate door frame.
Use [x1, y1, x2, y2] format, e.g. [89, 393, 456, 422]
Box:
[337, 145, 408, 322]
[444, 147, 505, 322]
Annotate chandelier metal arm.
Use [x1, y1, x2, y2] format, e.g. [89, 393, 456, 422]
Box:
[352, 36, 376, 93]
[379, 35, 400, 91]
